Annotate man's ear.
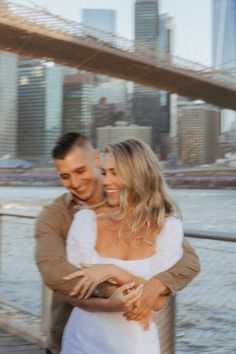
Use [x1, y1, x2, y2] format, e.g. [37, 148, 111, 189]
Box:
[95, 150, 101, 168]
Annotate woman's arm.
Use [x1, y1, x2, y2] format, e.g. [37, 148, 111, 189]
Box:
[64, 263, 145, 298]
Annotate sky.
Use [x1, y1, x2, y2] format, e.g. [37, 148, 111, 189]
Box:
[159, 0, 212, 66]
[16, 0, 213, 66]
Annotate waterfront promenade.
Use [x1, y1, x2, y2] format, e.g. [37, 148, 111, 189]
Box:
[0, 329, 44, 353]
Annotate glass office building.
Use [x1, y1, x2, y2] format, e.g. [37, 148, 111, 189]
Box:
[18, 59, 64, 160]
[213, 0, 236, 69]
[133, 0, 172, 152]
[0, 51, 18, 158]
[213, 0, 236, 132]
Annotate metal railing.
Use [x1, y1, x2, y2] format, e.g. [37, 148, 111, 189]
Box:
[0, 211, 47, 344]
[176, 234, 236, 354]
[0, 210, 235, 353]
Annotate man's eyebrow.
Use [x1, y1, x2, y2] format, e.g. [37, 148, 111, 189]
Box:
[59, 166, 85, 176]
[73, 166, 86, 172]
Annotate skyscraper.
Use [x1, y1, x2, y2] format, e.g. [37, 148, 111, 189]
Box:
[213, 0, 236, 132]
[96, 122, 151, 151]
[0, 51, 18, 158]
[158, 13, 173, 134]
[133, 0, 172, 152]
[17, 59, 64, 161]
[178, 102, 220, 165]
[63, 72, 94, 136]
[213, 0, 236, 69]
[82, 8, 128, 145]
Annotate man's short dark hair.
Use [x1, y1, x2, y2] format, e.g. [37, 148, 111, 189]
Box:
[52, 132, 90, 159]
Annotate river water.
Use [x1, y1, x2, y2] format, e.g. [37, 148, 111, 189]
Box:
[0, 187, 236, 353]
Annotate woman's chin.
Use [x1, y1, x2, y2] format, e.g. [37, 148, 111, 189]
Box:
[106, 196, 119, 207]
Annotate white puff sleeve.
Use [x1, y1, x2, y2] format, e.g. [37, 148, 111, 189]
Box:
[150, 216, 184, 277]
[66, 209, 97, 268]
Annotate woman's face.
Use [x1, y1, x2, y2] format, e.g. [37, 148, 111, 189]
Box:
[102, 152, 125, 207]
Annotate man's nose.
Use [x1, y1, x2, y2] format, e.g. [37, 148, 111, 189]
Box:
[70, 175, 80, 188]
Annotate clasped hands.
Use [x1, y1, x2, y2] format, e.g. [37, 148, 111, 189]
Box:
[64, 263, 164, 330]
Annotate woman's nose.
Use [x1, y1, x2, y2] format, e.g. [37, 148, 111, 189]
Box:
[102, 173, 111, 186]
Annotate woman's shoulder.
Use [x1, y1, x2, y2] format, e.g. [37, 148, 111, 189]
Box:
[69, 209, 97, 246]
[164, 215, 183, 228]
[158, 215, 183, 240]
[151, 215, 184, 275]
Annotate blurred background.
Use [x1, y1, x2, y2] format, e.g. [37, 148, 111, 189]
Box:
[0, 1, 236, 353]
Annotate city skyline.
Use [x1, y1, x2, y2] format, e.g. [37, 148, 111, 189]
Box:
[0, 0, 235, 163]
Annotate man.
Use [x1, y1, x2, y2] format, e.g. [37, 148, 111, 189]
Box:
[35, 132, 200, 354]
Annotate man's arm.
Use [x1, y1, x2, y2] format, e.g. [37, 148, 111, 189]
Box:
[123, 237, 200, 321]
[64, 282, 143, 313]
[35, 203, 117, 299]
[135, 237, 201, 309]
[35, 204, 116, 298]
[35, 204, 85, 296]
[155, 238, 200, 294]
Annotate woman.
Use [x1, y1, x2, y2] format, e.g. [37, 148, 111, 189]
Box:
[61, 139, 183, 354]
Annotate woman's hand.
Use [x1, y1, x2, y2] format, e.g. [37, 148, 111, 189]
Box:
[131, 310, 154, 331]
[64, 262, 137, 299]
[108, 282, 144, 312]
[64, 263, 122, 299]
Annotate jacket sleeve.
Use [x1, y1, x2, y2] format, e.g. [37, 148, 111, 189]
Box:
[35, 204, 80, 296]
[154, 238, 201, 294]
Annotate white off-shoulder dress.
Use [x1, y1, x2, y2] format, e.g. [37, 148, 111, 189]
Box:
[61, 210, 183, 354]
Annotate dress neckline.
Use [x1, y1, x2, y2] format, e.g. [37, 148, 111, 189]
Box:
[96, 251, 156, 263]
[79, 209, 158, 263]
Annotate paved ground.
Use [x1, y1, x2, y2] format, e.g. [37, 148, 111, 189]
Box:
[0, 329, 44, 353]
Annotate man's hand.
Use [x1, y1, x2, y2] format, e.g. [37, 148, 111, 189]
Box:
[135, 310, 154, 331]
[108, 282, 144, 312]
[123, 277, 168, 321]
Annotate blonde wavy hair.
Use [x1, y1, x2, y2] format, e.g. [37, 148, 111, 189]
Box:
[105, 139, 181, 242]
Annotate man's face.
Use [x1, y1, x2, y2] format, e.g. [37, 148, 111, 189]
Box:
[55, 146, 101, 204]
